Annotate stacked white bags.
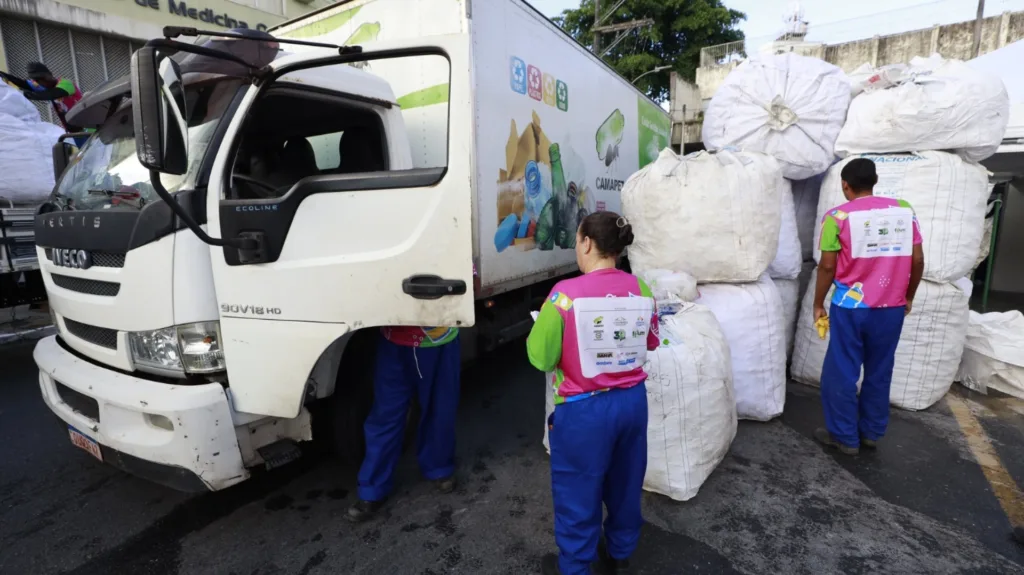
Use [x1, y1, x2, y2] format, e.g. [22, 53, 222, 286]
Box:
[703, 53, 851, 180]
[622, 148, 789, 421]
[541, 302, 737, 503]
[957, 311, 1024, 400]
[791, 278, 972, 410]
[0, 82, 65, 204]
[836, 55, 1010, 163]
[702, 53, 851, 362]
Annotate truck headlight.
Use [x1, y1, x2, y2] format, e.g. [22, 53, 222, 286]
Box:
[129, 321, 225, 376]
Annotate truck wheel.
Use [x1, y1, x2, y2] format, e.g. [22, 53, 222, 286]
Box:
[327, 333, 376, 465]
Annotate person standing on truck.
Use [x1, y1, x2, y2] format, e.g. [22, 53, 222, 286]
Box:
[0, 62, 89, 147]
[813, 158, 925, 455]
[526, 211, 659, 575]
[346, 325, 461, 522]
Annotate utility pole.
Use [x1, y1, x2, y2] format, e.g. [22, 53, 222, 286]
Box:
[590, 0, 652, 59]
[972, 0, 985, 58]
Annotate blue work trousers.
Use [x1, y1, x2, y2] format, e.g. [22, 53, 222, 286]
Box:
[821, 305, 905, 448]
[549, 382, 648, 575]
[356, 335, 461, 502]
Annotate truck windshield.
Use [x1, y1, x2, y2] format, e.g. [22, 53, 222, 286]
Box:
[51, 78, 242, 211]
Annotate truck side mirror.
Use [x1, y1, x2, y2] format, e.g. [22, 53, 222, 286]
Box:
[51, 141, 75, 181]
[130, 45, 188, 175]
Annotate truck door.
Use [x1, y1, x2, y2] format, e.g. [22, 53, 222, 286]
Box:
[207, 38, 475, 417]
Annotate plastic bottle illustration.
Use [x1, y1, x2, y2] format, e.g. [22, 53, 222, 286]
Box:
[524, 160, 545, 222]
[549, 143, 573, 249]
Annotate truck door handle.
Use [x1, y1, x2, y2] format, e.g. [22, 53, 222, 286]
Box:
[402, 275, 467, 300]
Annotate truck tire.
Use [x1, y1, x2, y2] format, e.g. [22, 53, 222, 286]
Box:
[322, 331, 422, 467]
[327, 332, 376, 465]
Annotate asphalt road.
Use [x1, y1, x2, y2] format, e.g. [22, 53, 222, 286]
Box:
[2, 336, 1024, 575]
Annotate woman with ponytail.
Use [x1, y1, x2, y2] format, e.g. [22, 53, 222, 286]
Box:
[527, 211, 659, 575]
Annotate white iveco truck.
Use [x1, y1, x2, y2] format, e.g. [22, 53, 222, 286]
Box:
[32, 0, 670, 491]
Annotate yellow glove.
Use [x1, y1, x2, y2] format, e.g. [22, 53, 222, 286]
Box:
[815, 315, 830, 340]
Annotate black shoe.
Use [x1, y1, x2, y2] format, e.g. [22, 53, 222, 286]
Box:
[813, 428, 859, 455]
[435, 476, 456, 494]
[860, 437, 878, 450]
[1013, 526, 1024, 545]
[541, 553, 561, 575]
[345, 498, 385, 523]
[597, 543, 631, 574]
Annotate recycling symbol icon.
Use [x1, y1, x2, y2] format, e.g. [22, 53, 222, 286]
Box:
[512, 60, 524, 83]
[528, 67, 541, 89]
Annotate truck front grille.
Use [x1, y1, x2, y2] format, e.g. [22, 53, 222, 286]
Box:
[55, 382, 100, 422]
[44, 249, 126, 268]
[50, 274, 121, 297]
[63, 318, 118, 350]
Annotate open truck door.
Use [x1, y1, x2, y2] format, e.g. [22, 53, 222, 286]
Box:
[209, 38, 475, 417]
[131, 36, 475, 418]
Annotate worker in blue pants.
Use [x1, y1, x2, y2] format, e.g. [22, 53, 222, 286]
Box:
[820, 306, 905, 447]
[549, 384, 648, 574]
[346, 327, 461, 522]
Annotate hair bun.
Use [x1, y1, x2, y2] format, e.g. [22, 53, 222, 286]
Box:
[617, 222, 634, 249]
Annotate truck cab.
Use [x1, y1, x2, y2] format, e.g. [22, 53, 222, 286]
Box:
[33, 31, 475, 491]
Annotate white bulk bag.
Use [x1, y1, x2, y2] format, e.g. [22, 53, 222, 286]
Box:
[774, 278, 800, 358]
[0, 113, 64, 204]
[622, 148, 783, 283]
[835, 55, 1010, 163]
[767, 182, 801, 279]
[703, 53, 851, 180]
[696, 275, 786, 421]
[791, 174, 823, 262]
[957, 311, 1024, 400]
[643, 304, 736, 501]
[814, 152, 989, 283]
[0, 81, 43, 123]
[790, 273, 970, 411]
[0, 83, 65, 205]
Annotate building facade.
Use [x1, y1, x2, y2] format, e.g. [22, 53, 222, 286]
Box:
[0, 0, 334, 123]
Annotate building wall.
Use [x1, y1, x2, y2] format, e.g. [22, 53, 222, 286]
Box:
[0, 0, 334, 72]
[669, 71, 702, 148]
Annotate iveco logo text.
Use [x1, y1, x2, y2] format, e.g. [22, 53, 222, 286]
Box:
[46, 215, 101, 228]
[52, 249, 92, 269]
[235, 205, 278, 212]
[221, 304, 282, 316]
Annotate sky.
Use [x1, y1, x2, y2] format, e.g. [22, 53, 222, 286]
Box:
[527, 0, 1024, 48]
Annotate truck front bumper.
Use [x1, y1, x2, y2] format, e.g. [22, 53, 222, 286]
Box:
[33, 335, 249, 491]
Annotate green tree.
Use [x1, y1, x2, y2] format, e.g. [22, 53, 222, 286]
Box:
[554, 0, 745, 102]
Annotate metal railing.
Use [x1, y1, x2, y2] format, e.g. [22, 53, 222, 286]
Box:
[699, 40, 747, 68]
